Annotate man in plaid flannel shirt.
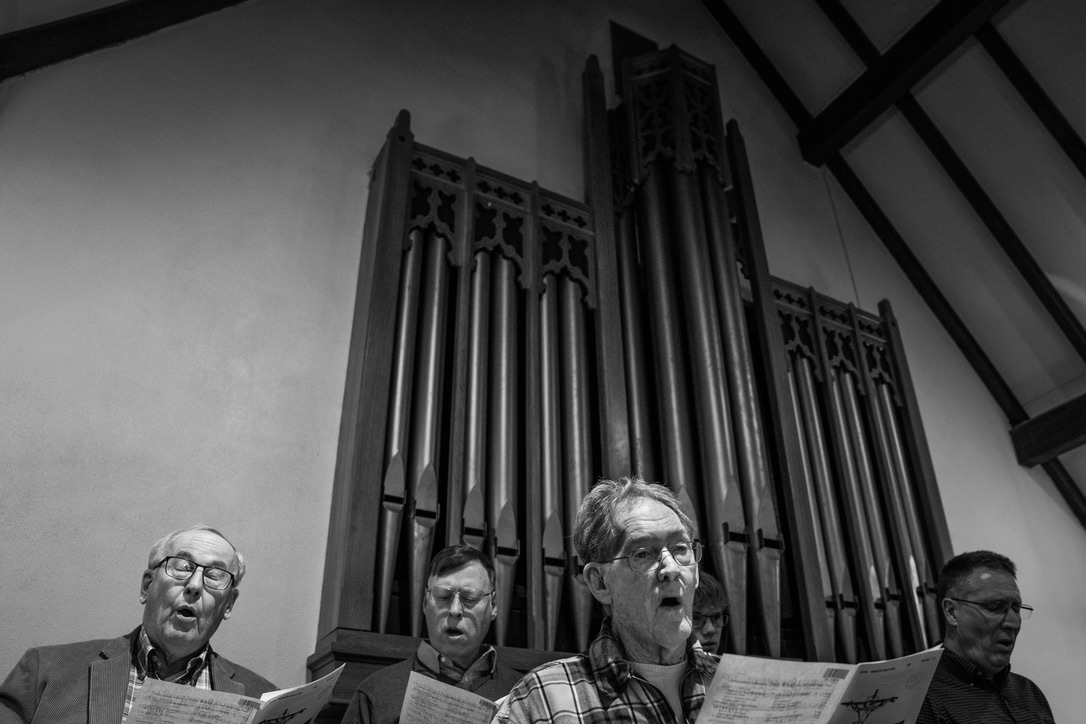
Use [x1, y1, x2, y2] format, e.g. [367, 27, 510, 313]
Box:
[494, 476, 718, 724]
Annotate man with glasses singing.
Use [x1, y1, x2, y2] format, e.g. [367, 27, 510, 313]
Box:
[918, 550, 1054, 723]
[495, 476, 717, 724]
[341, 545, 522, 724]
[0, 525, 275, 723]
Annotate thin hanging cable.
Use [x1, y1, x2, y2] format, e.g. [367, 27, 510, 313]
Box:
[823, 167, 861, 308]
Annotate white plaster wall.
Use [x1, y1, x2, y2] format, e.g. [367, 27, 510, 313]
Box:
[1, 0, 1082, 717]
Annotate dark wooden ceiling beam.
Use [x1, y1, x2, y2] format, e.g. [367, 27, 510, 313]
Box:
[0, 0, 254, 82]
[797, 0, 1014, 166]
[897, 96, 1086, 363]
[1012, 393, 1086, 466]
[975, 22, 1086, 182]
[697, 0, 811, 126]
[816, 0, 1086, 365]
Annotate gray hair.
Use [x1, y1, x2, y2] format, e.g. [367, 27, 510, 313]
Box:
[573, 476, 695, 566]
[147, 524, 246, 585]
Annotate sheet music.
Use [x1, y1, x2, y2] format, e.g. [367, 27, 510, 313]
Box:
[826, 650, 941, 724]
[253, 664, 345, 724]
[697, 649, 942, 724]
[127, 664, 344, 724]
[127, 678, 262, 724]
[399, 671, 498, 724]
[698, 655, 853, 724]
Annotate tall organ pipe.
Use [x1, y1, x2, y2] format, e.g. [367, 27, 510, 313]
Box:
[487, 253, 519, 645]
[406, 231, 451, 636]
[637, 162, 746, 652]
[699, 165, 782, 655]
[540, 274, 565, 650]
[461, 252, 492, 553]
[794, 354, 859, 663]
[374, 229, 423, 633]
[558, 273, 596, 651]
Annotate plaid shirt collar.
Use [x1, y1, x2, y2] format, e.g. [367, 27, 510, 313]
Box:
[135, 626, 212, 684]
[588, 617, 718, 706]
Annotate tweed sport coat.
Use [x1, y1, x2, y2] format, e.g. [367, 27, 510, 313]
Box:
[0, 627, 276, 724]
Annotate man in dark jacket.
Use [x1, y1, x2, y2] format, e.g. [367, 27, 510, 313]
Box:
[0, 525, 275, 723]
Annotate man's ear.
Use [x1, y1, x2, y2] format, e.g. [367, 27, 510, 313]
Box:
[222, 588, 239, 621]
[139, 570, 152, 605]
[583, 562, 612, 606]
[942, 597, 958, 628]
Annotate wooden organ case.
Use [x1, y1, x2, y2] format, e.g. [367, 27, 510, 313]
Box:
[308, 44, 953, 720]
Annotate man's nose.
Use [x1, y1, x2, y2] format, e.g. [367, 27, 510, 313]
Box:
[183, 566, 206, 595]
[657, 548, 682, 579]
[448, 592, 464, 615]
[702, 619, 717, 634]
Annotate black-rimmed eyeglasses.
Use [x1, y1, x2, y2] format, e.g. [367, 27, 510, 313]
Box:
[948, 597, 1033, 620]
[692, 611, 728, 629]
[155, 556, 235, 590]
[605, 540, 703, 573]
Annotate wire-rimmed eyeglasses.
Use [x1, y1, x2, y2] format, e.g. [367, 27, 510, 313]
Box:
[427, 587, 494, 610]
[605, 540, 703, 573]
[948, 597, 1033, 620]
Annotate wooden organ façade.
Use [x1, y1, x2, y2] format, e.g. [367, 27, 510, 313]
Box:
[308, 41, 953, 719]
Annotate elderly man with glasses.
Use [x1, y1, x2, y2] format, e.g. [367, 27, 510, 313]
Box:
[918, 550, 1054, 724]
[495, 476, 717, 724]
[341, 545, 522, 724]
[0, 525, 275, 723]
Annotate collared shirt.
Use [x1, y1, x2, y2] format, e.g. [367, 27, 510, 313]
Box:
[416, 640, 499, 686]
[917, 646, 1054, 724]
[122, 627, 213, 721]
[494, 618, 718, 724]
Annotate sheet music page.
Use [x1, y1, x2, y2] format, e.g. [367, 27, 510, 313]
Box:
[398, 671, 498, 724]
[252, 664, 345, 724]
[696, 654, 854, 724]
[825, 649, 941, 724]
[127, 678, 262, 724]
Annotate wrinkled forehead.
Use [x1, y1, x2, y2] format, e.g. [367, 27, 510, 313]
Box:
[428, 560, 491, 590]
[166, 530, 238, 570]
[613, 498, 691, 551]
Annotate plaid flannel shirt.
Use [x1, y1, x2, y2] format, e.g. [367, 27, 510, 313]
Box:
[494, 618, 718, 724]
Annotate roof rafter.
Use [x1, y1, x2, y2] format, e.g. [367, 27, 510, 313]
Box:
[797, 0, 1014, 166]
[0, 0, 254, 82]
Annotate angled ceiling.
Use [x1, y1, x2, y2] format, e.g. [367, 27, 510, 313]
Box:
[699, 0, 1086, 527]
[4, 0, 1085, 528]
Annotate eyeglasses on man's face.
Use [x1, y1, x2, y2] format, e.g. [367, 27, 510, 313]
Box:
[948, 597, 1033, 620]
[693, 611, 728, 629]
[156, 556, 235, 591]
[607, 539, 703, 573]
[427, 587, 494, 610]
